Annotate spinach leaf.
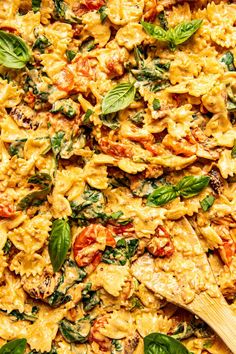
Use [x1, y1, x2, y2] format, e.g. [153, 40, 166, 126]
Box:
[8, 140, 26, 157]
[129, 111, 145, 126]
[47, 290, 71, 308]
[17, 173, 52, 210]
[176, 175, 210, 198]
[220, 51, 235, 71]
[3, 239, 12, 255]
[51, 131, 65, 158]
[231, 139, 236, 158]
[153, 98, 161, 110]
[111, 339, 123, 353]
[100, 112, 120, 130]
[83, 109, 94, 124]
[142, 19, 202, 51]
[0, 338, 27, 354]
[82, 283, 100, 311]
[102, 238, 139, 265]
[144, 333, 190, 354]
[47, 260, 86, 307]
[98, 5, 108, 23]
[32, 35, 51, 53]
[129, 296, 143, 311]
[228, 100, 236, 112]
[80, 37, 95, 52]
[131, 58, 170, 92]
[9, 309, 37, 322]
[200, 195, 215, 212]
[131, 65, 164, 82]
[32, 0, 42, 12]
[132, 178, 159, 197]
[48, 219, 71, 272]
[66, 49, 76, 62]
[147, 185, 178, 207]
[53, 0, 66, 18]
[0, 31, 31, 69]
[59, 318, 91, 343]
[51, 99, 77, 119]
[102, 83, 136, 114]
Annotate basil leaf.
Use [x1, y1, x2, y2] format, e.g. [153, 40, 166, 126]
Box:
[200, 195, 215, 212]
[231, 139, 236, 158]
[176, 175, 210, 198]
[144, 333, 190, 354]
[0, 31, 31, 69]
[147, 185, 177, 207]
[17, 173, 52, 210]
[141, 21, 168, 42]
[102, 83, 136, 114]
[168, 19, 203, 49]
[51, 131, 65, 158]
[32, 0, 42, 12]
[220, 51, 236, 71]
[49, 219, 71, 272]
[142, 19, 202, 51]
[0, 338, 27, 354]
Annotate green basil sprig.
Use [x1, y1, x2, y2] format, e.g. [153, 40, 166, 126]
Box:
[147, 175, 210, 207]
[0, 338, 27, 354]
[17, 173, 52, 210]
[142, 19, 203, 51]
[176, 175, 210, 198]
[0, 31, 31, 69]
[200, 195, 215, 212]
[49, 218, 71, 272]
[102, 83, 136, 115]
[144, 333, 190, 354]
[147, 185, 178, 207]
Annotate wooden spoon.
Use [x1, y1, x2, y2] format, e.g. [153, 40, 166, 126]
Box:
[131, 217, 236, 353]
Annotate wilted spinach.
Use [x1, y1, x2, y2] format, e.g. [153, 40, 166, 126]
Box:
[47, 260, 86, 307]
[9, 309, 37, 322]
[82, 283, 100, 312]
[33, 35, 51, 53]
[70, 188, 128, 226]
[131, 57, 170, 92]
[102, 238, 139, 265]
[100, 112, 120, 130]
[59, 317, 91, 343]
[17, 173, 52, 210]
[220, 51, 235, 71]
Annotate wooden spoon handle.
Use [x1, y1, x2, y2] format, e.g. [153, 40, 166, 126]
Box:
[192, 293, 236, 354]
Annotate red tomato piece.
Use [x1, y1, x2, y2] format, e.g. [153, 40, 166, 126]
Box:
[147, 225, 174, 258]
